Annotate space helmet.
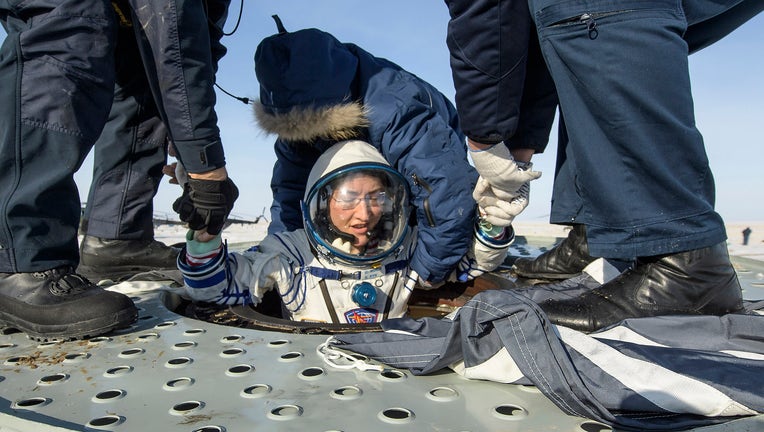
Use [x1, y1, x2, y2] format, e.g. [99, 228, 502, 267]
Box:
[302, 140, 410, 266]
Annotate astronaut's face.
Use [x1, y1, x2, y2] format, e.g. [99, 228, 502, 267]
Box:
[328, 173, 385, 253]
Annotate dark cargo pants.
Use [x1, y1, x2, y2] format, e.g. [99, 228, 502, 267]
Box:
[529, 0, 763, 258]
[0, 0, 116, 272]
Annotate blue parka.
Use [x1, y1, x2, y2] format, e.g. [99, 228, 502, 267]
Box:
[254, 28, 478, 282]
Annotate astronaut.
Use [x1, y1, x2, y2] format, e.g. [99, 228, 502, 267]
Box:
[178, 140, 513, 324]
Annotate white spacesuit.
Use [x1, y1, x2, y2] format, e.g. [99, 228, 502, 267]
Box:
[179, 140, 513, 324]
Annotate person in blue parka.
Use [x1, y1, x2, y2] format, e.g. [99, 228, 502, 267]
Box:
[253, 18, 480, 285]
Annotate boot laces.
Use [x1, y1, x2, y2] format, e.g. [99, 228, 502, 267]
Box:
[34, 267, 93, 296]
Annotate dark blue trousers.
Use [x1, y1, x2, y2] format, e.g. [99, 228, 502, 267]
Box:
[0, 0, 116, 272]
[529, 0, 763, 258]
[445, 0, 559, 150]
[0, 0, 229, 272]
[83, 13, 168, 241]
[84, 0, 230, 242]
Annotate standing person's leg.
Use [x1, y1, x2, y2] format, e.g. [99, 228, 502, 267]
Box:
[527, 0, 755, 331]
[511, 112, 600, 279]
[79, 8, 178, 282]
[513, 0, 764, 281]
[125, 0, 229, 174]
[0, 0, 137, 340]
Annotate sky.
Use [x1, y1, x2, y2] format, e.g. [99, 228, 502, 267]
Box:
[4, 1, 764, 223]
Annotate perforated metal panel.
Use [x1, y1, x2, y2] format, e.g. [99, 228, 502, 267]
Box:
[1, 239, 763, 432]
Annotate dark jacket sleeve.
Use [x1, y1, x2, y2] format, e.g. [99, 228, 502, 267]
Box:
[445, 0, 557, 152]
[130, 0, 229, 173]
[268, 139, 324, 234]
[366, 73, 478, 282]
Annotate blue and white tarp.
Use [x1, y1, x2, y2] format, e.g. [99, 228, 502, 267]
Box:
[329, 288, 764, 431]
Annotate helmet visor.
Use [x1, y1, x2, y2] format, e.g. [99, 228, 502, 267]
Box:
[304, 164, 410, 265]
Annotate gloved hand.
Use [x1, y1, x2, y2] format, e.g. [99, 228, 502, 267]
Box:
[456, 222, 514, 282]
[173, 177, 239, 235]
[468, 142, 541, 196]
[473, 176, 530, 227]
[403, 270, 445, 291]
[185, 229, 223, 258]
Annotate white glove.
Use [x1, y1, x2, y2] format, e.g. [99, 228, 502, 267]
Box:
[405, 270, 444, 291]
[456, 227, 512, 282]
[473, 176, 530, 227]
[468, 142, 541, 195]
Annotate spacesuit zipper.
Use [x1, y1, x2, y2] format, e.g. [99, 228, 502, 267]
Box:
[411, 173, 437, 227]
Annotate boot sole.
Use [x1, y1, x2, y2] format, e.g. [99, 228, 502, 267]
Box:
[0, 307, 138, 342]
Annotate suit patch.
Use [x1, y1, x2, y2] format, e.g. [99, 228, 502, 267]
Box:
[344, 308, 379, 324]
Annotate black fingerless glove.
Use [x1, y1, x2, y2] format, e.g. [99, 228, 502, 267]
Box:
[173, 177, 239, 235]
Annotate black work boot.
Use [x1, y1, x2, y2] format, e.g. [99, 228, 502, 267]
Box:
[0, 266, 138, 341]
[538, 241, 744, 333]
[512, 224, 596, 279]
[78, 236, 181, 283]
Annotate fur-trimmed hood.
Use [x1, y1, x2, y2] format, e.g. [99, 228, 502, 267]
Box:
[253, 100, 369, 143]
[254, 28, 370, 142]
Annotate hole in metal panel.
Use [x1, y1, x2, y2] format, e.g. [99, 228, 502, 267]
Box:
[4, 356, 30, 365]
[226, 364, 254, 376]
[331, 386, 362, 401]
[119, 348, 145, 358]
[104, 365, 133, 377]
[63, 352, 90, 363]
[378, 408, 415, 424]
[13, 397, 50, 410]
[299, 367, 324, 379]
[279, 351, 303, 361]
[164, 377, 195, 391]
[220, 348, 245, 357]
[93, 389, 126, 402]
[221, 335, 244, 343]
[185, 328, 206, 335]
[193, 427, 225, 432]
[426, 387, 459, 402]
[493, 404, 527, 420]
[173, 341, 197, 350]
[580, 421, 613, 432]
[267, 404, 303, 420]
[87, 415, 124, 428]
[0, 343, 16, 350]
[88, 336, 112, 344]
[379, 369, 406, 381]
[171, 400, 204, 415]
[241, 384, 272, 398]
[166, 357, 193, 368]
[155, 321, 177, 328]
[37, 341, 58, 348]
[38, 373, 69, 385]
[268, 339, 290, 347]
[137, 332, 160, 341]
